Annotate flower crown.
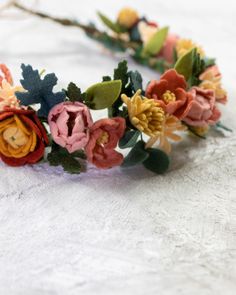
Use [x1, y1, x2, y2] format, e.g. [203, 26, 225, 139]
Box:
[0, 56, 229, 174]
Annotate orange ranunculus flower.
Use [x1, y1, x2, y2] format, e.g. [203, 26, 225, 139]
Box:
[0, 108, 49, 166]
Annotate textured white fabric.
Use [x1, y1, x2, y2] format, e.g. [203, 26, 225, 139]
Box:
[0, 0, 236, 294]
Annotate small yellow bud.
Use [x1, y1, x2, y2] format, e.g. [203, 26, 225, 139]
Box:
[117, 7, 139, 29]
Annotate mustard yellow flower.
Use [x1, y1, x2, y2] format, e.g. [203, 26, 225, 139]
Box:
[176, 38, 205, 59]
[117, 7, 139, 29]
[190, 125, 209, 137]
[121, 89, 165, 137]
[0, 79, 24, 111]
[145, 115, 186, 154]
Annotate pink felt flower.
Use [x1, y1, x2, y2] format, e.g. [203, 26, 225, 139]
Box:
[182, 87, 221, 127]
[48, 101, 93, 153]
[0, 64, 13, 86]
[158, 33, 179, 63]
[85, 118, 126, 169]
[145, 69, 192, 119]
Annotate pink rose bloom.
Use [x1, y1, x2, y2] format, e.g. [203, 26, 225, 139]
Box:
[158, 34, 179, 63]
[48, 101, 93, 153]
[85, 117, 126, 169]
[0, 64, 13, 86]
[182, 87, 221, 127]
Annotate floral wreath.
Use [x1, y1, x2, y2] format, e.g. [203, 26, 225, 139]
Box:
[0, 6, 231, 175]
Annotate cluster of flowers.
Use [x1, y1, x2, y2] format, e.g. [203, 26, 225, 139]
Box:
[0, 56, 228, 174]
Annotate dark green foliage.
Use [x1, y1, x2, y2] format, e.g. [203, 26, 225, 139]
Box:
[16, 64, 65, 118]
[143, 148, 170, 174]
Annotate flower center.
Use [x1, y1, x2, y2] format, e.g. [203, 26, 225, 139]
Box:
[3, 126, 28, 149]
[97, 131, 109, 146]
[162, 90, 176, 103]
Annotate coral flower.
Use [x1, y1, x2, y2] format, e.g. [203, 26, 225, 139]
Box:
[145, 115, 186, 154]
[182, 87, 221, 127]
[0, 108, 48, 166]
[121, 89, 165, 137]
[146, 69, 192, 119]
[199, 65, 227, 104]
[175, 39, 205, 59]
[117, 7, 139, 29]
[158, 33, 179, 63]
[85, 117, 125, 169]
[0, 79, 24, 111]
[0, 64, 13, 86]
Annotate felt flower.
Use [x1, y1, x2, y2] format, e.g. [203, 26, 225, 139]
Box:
[0, 108, 48, 166]
[138, 21, 158, 44]
[182, 87, 221, 127]
[199, 66, 227, 104]
[85, 117, 125, 169]
[145, 69, 192, 119]
[158, 33, 179, 63]
[0, 80, 24, 111]
[121, 89, 165, 137]
[48, 101, 93, 153]
[146, 115, 186, 154]
[0, 64, 13, 86]
[117, 7, 139, 28]
[176, 39, 205, 59]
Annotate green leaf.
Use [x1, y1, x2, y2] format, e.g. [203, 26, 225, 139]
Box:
[143, 148, 170, 174]
[122, 141, 149, 167]
[66, 82, 86, 102]
[47, 145, 82, 174]
[215, 121, 233, 132]
[119, 130, 140, 149]
[97, 12, 125, 34]
[114, 60, 129, 87]
[128, 71, 143, 92]
[142, 27, 169, 56]
[16, 64, 66, 117]
[86, 80, 122, 110]
[174, 48, 196, 81]
[102, 76, 112, 82]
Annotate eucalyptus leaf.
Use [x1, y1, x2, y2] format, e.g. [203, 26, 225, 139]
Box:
[119, 130, 140, 149]
[86, 80, 122, 110]
[97, 12, 125, 34]
[143, 148, 170, 174]
[122, 141, 149, 167]
[142, 27, 169, 56]
[174, 48, 196, 81]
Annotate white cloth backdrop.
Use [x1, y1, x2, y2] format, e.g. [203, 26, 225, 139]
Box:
[0, 0, 236, 294]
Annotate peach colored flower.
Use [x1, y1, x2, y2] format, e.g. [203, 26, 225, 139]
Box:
[199, 65, 227, 104]
[0, 64, 13, 86]
[48, 102, 93, 153]
[145, 69, 192, 119]
[158, 33, 179, 63]
[85, 118, 125, 169]
[182, 87, 221, 127]
[0, 79, 24, 111]
[145, 115, 186, 154]
[138, 21, 158, 45]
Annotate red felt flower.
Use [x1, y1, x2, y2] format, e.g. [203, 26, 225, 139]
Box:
[85, 117, 125, 169]
[145, 69, 192, 119]
[0, 108, 49, 166]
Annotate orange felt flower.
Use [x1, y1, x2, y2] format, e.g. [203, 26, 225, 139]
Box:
[0, 108, 49, 166]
